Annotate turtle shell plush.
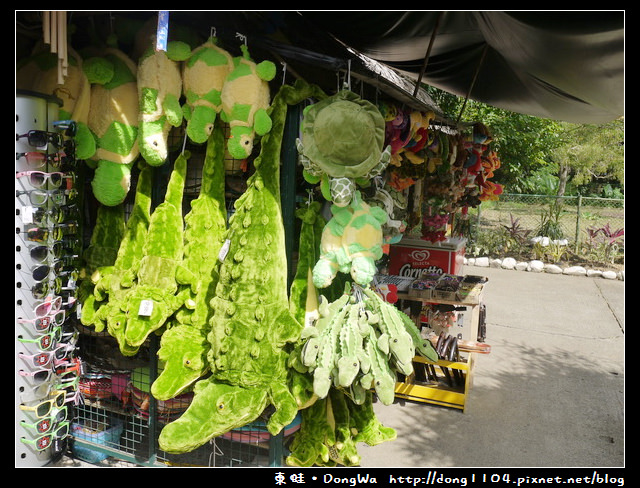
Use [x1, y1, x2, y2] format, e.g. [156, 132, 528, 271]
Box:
[298, 90, 391, 206]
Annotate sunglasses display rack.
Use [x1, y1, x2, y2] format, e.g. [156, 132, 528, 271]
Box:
[16, 91, 82, 467]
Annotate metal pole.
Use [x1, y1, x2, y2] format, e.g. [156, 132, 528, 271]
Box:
[575, 194, 582, 253]
[456, 44, 489, 125]
[413, 11, 444, 97]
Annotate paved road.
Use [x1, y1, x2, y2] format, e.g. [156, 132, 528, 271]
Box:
[358, 266, 625, 468]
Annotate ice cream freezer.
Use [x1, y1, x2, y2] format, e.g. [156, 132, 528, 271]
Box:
[388, 237, 466, 278]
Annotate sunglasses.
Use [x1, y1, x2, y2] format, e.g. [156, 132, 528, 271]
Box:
[16, 130, 64, 148]
[53, 371, 81, 395]
[27, 295, 75, 318]
[16, 151, 72, 169]
[28, 277, 77, 301]
[17, 326, 62, 351]
[27, 242, 78, 264]
[28, 204, 80, 227]
[16, 170, 75, 189]
[24, 237, 80, 259]
[21, 260, 78, 282]
[52, 119, 77, 137]
[19, 390, 66, 418]
[17, 310, 66, 333]
[16, 188, 78, 206]
[20, 222, 78, 243]
[20, 407, 69, 435]
[18, 343, 75, 369]
[19, 367, 56, 384]
[32, 295, 63, 317]
[21, 261, 69, 282]
[20, 421, 70, 451]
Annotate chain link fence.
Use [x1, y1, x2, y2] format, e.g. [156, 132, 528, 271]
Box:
[464, 194, 624, 265]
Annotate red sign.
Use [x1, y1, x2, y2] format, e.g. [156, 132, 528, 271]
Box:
[388, 241, 465, 277]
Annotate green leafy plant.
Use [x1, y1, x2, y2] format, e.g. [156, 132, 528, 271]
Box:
[535, 201, 565, 240]
[547, 240, 568, 263]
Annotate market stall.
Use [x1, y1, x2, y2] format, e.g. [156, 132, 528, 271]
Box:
[17, 10, 618, 468]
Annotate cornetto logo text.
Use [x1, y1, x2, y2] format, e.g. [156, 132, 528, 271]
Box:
[397, 249, 443, 278]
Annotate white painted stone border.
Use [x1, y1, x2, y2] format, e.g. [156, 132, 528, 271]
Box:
[465, 256, 624, 281]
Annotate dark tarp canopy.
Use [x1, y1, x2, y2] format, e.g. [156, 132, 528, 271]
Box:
[16, 11, 624, 124]
[295, 11, 625, 124]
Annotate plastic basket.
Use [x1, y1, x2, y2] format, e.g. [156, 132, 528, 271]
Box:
[71, 419, 124, 463]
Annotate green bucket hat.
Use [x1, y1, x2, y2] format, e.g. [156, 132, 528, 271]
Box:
[301, 90, 386, 179]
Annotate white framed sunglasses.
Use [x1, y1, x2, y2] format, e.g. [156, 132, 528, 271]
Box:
[15, 170, 74, 189]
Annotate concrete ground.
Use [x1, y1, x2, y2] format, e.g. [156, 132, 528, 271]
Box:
[358, 265, 625, 468]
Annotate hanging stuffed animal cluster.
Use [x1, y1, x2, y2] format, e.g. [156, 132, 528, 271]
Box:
[18, 30, 275, 207]
[373, 105, 504, 241]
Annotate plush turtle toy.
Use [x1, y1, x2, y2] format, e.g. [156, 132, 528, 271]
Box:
[83, 43, 140, 206]
[220, 44, 276, 159]
[182, 37, 234, 144]
[137, 39, 191, 166]
[313, 191, 388, 289]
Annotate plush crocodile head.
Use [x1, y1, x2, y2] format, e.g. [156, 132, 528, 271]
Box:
[151, 326, 209, 401]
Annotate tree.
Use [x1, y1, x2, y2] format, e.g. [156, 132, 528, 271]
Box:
[427, 86, 624, 196]
[551, 119, 624, 196]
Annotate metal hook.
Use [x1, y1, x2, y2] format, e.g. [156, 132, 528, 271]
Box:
[235, 32, 247, 46]
[181, 131, 188, 155]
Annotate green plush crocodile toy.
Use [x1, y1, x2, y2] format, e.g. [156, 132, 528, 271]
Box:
[80, 163, 153, 341]
[158, 80, 325, 454]
[77, 204, 125, 326]
[152, 124, 227, 401]
[119, 151, 198, 354]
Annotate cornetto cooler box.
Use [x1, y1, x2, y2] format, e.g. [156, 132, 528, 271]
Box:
[388, 237, 466, 278]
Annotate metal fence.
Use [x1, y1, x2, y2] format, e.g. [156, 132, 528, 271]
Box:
[467, 193, 624, 259]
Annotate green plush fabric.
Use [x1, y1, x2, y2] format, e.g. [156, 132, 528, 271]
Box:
[82, 163, 153, 335]
[77, 204, 125, 326]
[220, 45, 276, 159]
[158, 80, 326, 454]
[119, 151, 197, 354]
[288, 201, 324, 328]
[182, 37, 234, 144]
[313, 191, 388, 288]
[152, 124, 227, 400]
[300, 90, 386, 179]
[137, 42, 184, 166]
